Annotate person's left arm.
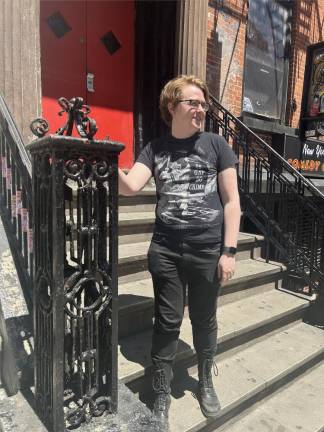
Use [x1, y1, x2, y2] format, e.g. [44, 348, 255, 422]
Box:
[218, 167, 241, 282]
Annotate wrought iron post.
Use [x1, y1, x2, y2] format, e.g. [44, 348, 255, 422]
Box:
[27, 98, 124, 431]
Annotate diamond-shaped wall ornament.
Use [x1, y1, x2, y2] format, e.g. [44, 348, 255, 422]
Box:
[101, 31, 122, 55]
[47, 11, 72, 39]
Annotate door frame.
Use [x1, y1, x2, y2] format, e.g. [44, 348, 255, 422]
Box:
[134, 0, 177, 159]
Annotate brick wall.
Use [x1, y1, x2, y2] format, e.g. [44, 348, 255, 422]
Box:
[206, 0, 248, 116]
[287, 0, 324, 128]
[207, 0, 324, 129]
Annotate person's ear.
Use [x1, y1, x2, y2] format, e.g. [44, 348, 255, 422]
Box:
[168, 102, 175, 117]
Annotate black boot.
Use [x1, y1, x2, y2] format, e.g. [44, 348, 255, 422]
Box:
[197, 356, 221, 418]
[152, 363, 173, 431]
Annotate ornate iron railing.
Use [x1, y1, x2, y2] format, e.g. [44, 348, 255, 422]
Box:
[206, 95, 324, 296]
[27, 98, 124, 431]
[0, 95, 33, 307]
[28, 136, 122, 431]
[0, 96, 123, 431]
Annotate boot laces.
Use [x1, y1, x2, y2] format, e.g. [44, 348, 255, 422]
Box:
[203, 359, 218, 388]
[153, 369, 169, 393]
[155, 393, 169, 411]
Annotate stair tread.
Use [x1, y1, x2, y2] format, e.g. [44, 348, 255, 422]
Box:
[119, 240, 149, 260]
[118, 258, 285, 309]
[167, 322, 324, 432]
[118, 289, 308, 382]
[118, 232, 264, 261]
[119, 187, 156, 196]
[219, 359, 324, 432]
[119, 211, 155, 223]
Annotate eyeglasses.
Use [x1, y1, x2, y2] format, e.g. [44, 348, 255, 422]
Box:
[179, 99, 210, 112]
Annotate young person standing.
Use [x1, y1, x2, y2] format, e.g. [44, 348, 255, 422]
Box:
[119, 75, 240, 430]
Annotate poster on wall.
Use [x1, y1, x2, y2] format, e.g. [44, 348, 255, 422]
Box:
[306, 48, 324, 117]
[287, 138, 324, 177]
[273, 134, 324, 178]
[300, 42, 324, 139]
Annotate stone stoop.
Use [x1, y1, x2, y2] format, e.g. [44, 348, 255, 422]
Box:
[216, 352, 324, 432]
[165, 321, 324, 432]
[0, 191, 323, 432]
[116, 192, 324, 432]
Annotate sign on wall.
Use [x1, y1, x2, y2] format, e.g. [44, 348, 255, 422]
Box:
[273, 134, 324, 178]
[300, 42, 324, 139]
[287, 138, 324, 176]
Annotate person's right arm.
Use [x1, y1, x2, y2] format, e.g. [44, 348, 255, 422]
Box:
[118, 162, 152, 196]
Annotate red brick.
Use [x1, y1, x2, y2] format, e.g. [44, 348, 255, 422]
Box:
[207, 0, 324, 125]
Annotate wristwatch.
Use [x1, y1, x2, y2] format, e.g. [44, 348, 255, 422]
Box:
[222, 246, 237, 256]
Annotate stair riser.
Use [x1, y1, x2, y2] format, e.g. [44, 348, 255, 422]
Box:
[119, 194, 156, 213]
[119, 303, 153, 339]
[69, 189, 156, 208]
[68, 237, 262, 256]
[118, 232, 263, 255]
[122, 304, 308, 396]
[119, 229, 153, 245]
[118, 227, 263, 250]
[118, 243, 264, 278]
[219, 274, 284, 306]
[118, 274, 286, 338]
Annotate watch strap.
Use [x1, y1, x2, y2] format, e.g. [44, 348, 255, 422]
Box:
[222, 246, 237, 256]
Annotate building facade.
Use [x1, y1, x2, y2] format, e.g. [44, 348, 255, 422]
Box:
[1, 0, 324, 168]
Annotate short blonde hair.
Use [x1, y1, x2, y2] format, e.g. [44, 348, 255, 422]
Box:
[159, 75, 210, 126]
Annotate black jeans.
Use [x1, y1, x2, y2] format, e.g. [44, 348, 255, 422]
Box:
[147, 235, 221, 366]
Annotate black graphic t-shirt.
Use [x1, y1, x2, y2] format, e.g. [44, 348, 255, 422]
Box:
[137, 131, 238, 243]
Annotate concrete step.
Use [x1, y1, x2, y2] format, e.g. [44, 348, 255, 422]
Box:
[162, 321, 324, 432]
[67, 183, 156, 213]
[118, 258, 287, 338]
[67, 232, 260, 280]
[119, 211, 155, 225]
[118, 211, 155, 244]
[67, 211, 155, 245]
[119, 191, 156, 213]
[118, 289, 309, 395]
[118, 232, 265, 279]
[217, 359, 324, 432]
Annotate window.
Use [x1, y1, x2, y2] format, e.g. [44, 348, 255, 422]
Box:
[243, 0, 290, 120]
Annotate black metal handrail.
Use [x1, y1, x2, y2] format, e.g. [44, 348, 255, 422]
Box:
[0, 95, 123, 431]
[206, 94, 324, 296]
[28, 98, 124, 431]
[0, 94, 33, 307]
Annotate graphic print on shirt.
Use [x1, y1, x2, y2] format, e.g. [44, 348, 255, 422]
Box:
[155, 150, 221, 227]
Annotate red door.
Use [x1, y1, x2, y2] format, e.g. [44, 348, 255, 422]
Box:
[86, 1, 134, 167]
[40, 0, 134, 168]
[40, 1, 87, 134]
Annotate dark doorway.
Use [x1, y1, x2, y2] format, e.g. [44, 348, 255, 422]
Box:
[134, 0, 177, 158]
